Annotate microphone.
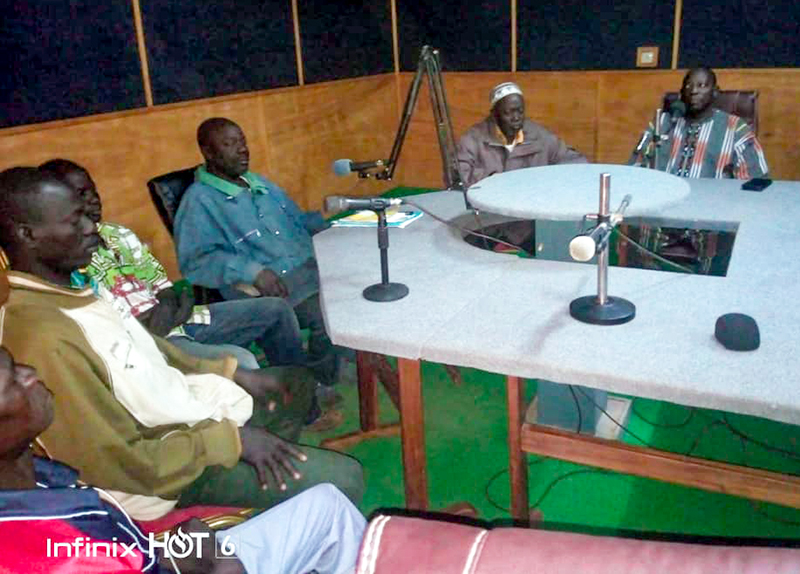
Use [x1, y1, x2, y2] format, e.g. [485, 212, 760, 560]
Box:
[569, 194, 632, 262]
[333, 158, 389, 176]
[324, 195, 403, 215]
[669, 100, 686, 121]
[633, 131, 649, 156]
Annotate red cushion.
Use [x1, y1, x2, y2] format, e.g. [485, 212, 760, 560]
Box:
[136, 506, 246, 534]
[357, 515, 800, 574]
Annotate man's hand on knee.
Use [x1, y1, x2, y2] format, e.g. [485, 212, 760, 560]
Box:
[233, 368, 291, 411]
[253, 268, 288, 298]
[239, 427, 308, 491]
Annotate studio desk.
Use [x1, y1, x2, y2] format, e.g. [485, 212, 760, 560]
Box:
[314, 164, 800, 519]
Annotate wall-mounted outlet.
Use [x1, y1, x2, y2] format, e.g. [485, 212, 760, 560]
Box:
[636, 46, 659, 68]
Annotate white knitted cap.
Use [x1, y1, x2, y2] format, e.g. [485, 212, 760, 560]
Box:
[490, 82, 523, 107]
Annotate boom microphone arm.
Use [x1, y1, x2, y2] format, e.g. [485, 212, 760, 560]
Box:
[377, 46, 467, 201]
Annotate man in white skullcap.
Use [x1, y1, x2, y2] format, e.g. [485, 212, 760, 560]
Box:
[456, 81, 587, 189]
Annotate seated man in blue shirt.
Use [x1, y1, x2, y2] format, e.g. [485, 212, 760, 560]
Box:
[174, 118, 342, 389]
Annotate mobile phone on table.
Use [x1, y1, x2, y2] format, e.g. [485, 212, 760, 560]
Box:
[741, 178, 772, 192]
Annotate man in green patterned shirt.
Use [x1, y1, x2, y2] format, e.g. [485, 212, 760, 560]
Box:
[41, 159, 307, 374]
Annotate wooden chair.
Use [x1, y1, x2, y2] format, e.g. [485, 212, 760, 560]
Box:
[662, 90, 759, 134]
[147, 166, 223, 304]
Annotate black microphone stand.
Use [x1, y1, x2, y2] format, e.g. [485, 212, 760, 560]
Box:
[362, 208, 409, 302]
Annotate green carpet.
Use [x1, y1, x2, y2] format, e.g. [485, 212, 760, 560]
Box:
[301, 362, 800, 539]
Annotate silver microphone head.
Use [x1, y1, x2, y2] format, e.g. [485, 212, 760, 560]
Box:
[569, 235, 597, 262]
[324, 196, 349, 215]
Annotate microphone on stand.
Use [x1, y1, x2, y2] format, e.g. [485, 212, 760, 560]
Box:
[632, 130, 649, 156]
[324, 195, 404, 216]
[332, 158, 389, 176]
[668, 100, 686, 124]
[324, 193, 409, 303]
[568, 194, 632, 262]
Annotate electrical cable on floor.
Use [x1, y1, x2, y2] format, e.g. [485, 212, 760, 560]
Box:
[720, 413, 800, 462]
[527, 469, 612, 512]
[632, 401, 695, 428]
[568, 385, 583, 434]
[728, 433, 800, 528]
[483, 458, 619, 514]
[574, 386, 650, 447]
[483, 457, 545, 514]
[684, 420, 726, 456]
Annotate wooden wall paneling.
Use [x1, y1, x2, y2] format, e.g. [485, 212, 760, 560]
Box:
[393, 71, 599, 188]
[391, 72, 509, 188]
[595, 70, 683, 165]
[714, 69, 800, 182]
[2, 68, 799, 278]
[512, 72, 598, 162]
[257, 75, 401, 211]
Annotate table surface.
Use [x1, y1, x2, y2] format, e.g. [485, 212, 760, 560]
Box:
[314, 171, 800, 426]
[468, 164, 691, 220]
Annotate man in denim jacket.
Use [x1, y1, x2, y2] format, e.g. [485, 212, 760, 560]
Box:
[174, 118, 342, 391]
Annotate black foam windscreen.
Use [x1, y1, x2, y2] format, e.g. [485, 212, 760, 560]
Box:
[715, 313, 760, 351]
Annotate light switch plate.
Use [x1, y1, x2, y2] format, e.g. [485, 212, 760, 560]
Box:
[636, 46, 659, 68]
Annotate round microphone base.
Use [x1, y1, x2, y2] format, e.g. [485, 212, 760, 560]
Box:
[569, 295, 636, 326]
[363, 282, 409, 303]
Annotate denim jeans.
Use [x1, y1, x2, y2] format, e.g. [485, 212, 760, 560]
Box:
[181, 297, 306, 367]
[219, 285, 341, 386]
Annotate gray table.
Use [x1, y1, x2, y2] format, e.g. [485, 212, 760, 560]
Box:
[314, 171, 800, 515]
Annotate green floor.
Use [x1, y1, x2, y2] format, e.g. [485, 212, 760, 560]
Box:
[301, 361, 800, 540]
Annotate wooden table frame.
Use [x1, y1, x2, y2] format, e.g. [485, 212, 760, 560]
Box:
[342, 359, 800, 517]
[505, 375, 800, 521]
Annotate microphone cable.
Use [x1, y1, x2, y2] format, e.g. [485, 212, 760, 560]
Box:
[403, 197, 698, 270]
[404, 198, 535, 256]
[612, 227, 694, 273]
[632, 401, 695, 429]
[568, 385, 583, 434]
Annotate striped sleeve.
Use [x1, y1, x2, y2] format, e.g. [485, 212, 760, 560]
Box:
[732, 119, 769, 179]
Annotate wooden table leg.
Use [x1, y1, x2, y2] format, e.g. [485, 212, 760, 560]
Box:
[507, 375, 529, 521]
[357, 351, 379, 431]
[320, 351, 400, 451]
[398, 357, 428, 510]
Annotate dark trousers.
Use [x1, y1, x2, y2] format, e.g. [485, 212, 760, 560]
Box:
[177, 365, 364, 508]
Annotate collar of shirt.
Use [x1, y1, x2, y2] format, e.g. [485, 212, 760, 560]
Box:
[492, 122, 524, 150]
[195, 165, 267, 197]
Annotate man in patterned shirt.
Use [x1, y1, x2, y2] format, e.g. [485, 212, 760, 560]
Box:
[625, 68, 769, 273]
[629, 67, 768, 179]
[40, 159, 306, 374]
